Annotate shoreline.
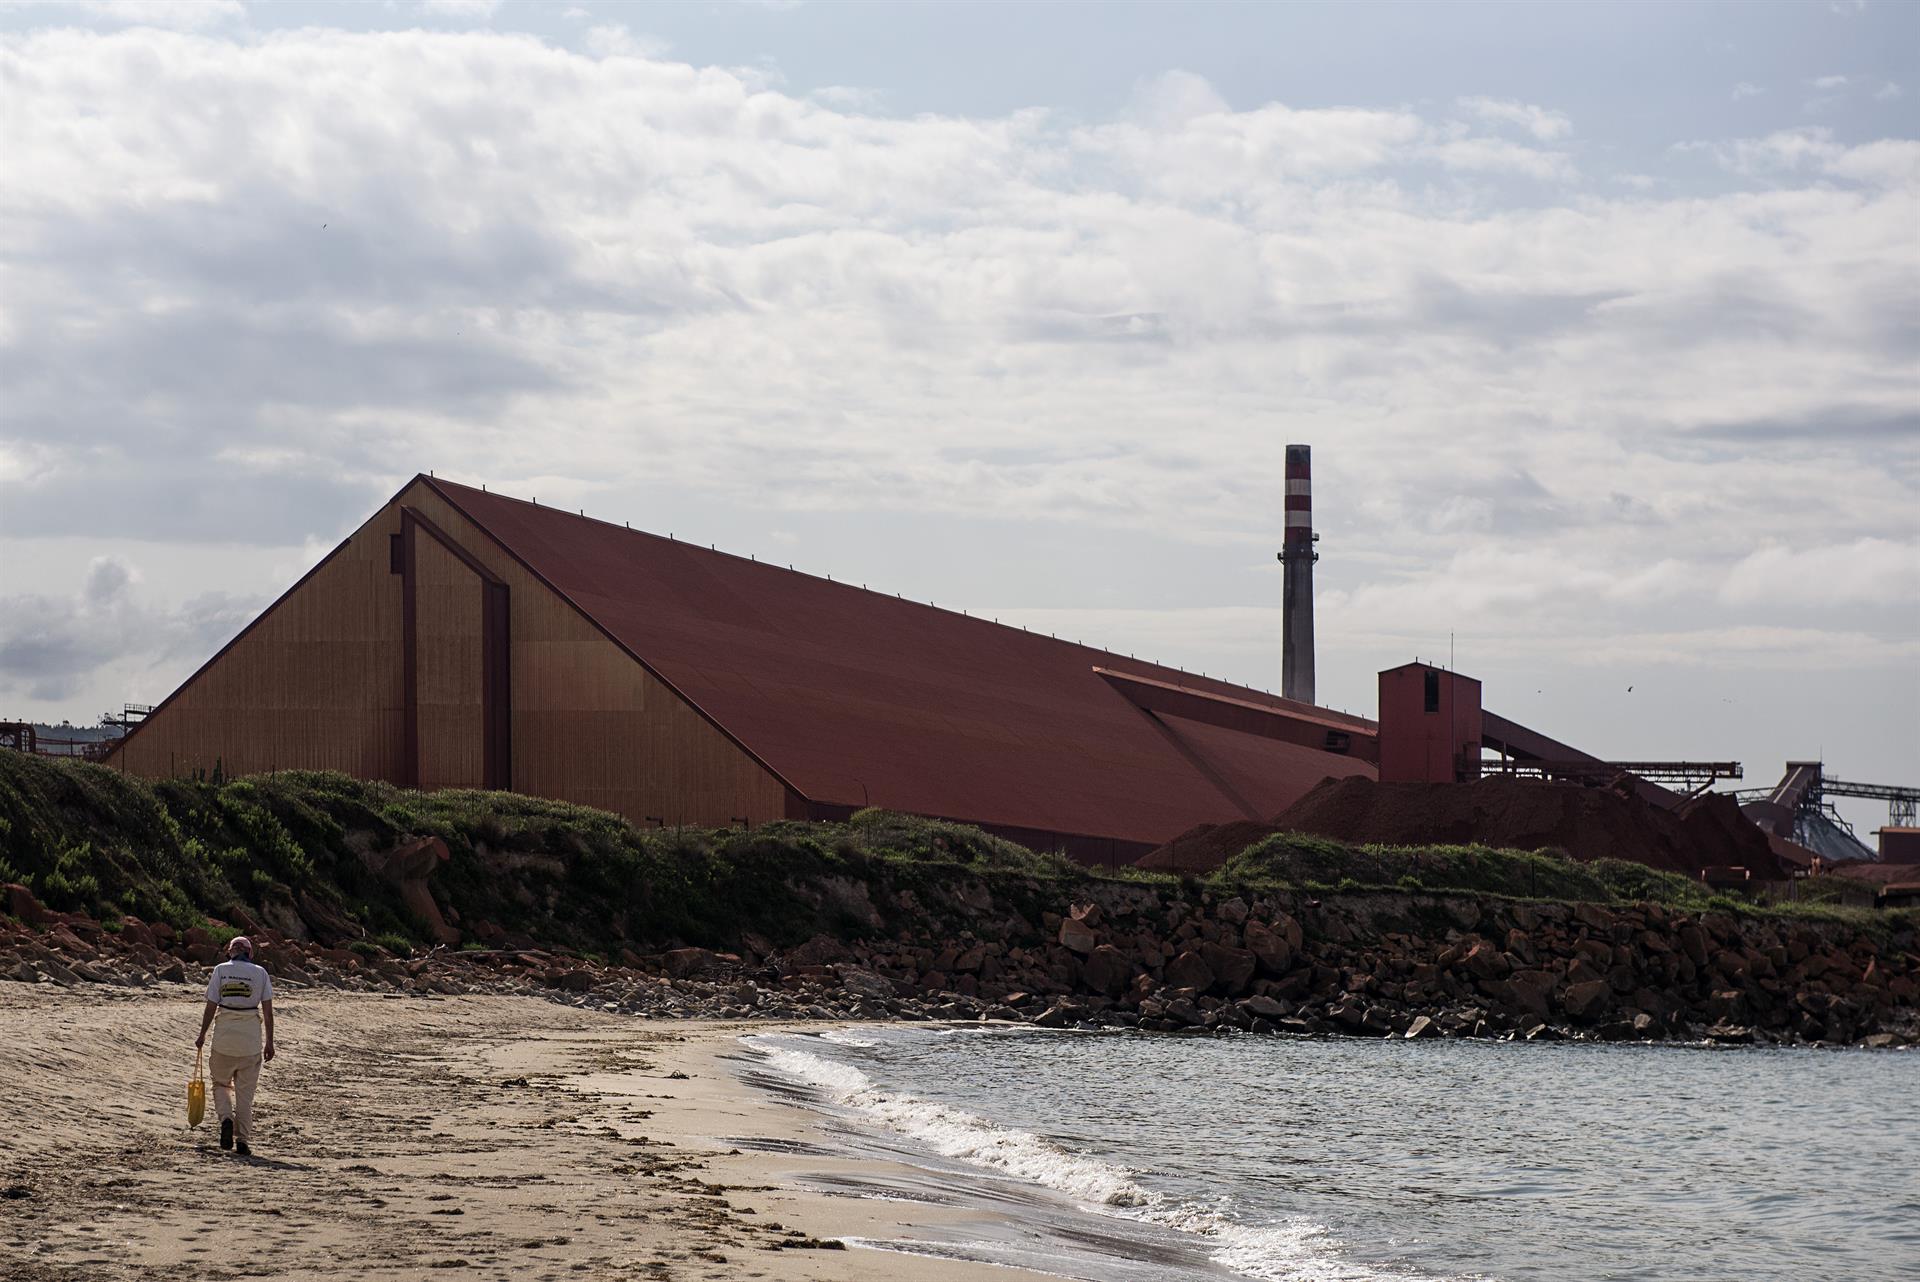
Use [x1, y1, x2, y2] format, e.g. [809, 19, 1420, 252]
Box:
[5, 980, 1912, 1282]
[5, 869, 1913, 1054]
[0, 983, 1052, 1282]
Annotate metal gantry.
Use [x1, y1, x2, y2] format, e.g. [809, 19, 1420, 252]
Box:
[1739, 763, 1920, 854]
[1484, 758, 1742, 792]
[1813, 776, 1920, 829]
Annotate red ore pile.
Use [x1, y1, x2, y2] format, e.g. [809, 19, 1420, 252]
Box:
[1136, 820, 1283, 873]
[1140, 777, 1789, 879]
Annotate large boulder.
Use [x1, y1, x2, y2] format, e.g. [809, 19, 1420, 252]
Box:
[1561, 979, 1613, 1022]
[783, 934, 853, 968]
[360, 835, 460, 946]
[1494, 969, 1554, 1019]
[115, 917, 156, 950]
[1461, 939, 1511, 980]
[1163, 995, 1204, 1026]
[1079, 945, 1132, 996]
[1243, 921, 1293, 976]
[1200, 942, 1257, 995]
[1270, 911, 1304, 952]
[543, 967, 597, 992]
[1676, 923, 1710, 967]
[1032, 1001, 1088, 1029]
[4, 884, 49, 927]
[1165, 950, 1214, 992]
[663, 947, 724, 979]
[838, 967, 896, 1001]
[1058, 916, 1098, 956]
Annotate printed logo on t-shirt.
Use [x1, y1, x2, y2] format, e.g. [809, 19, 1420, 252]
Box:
[220, 980, 254, 1000]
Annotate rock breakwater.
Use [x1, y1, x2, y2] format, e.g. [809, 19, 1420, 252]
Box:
[6, 876, 1913, 1049]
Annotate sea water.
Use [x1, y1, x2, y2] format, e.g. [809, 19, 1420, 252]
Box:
[736, 1026, 1917, 1282]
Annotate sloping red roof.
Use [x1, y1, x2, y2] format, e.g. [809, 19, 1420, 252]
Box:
[423, 477, 1375, 846]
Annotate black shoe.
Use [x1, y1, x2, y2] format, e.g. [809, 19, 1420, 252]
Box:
[235, 1139, 251, 1158]
[220, 1119, 233, 1150]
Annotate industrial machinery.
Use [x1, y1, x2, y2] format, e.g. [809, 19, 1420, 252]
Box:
[1737, 761, 1920, 861]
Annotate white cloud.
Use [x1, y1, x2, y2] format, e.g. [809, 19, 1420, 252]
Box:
[1700, 126, 1845, 173]
[1689, 126, 1920, 185]
[1809, 74, 1851, 91]
[1822, 137, 1920, 184]
[811, 84, 886, 112]
[0, 32, 1913, 723]
[1732, 82, 1764, 101]
[0, 0, 241, 28]
[1721, 539, 1920, 608]
[1573, 625, 1917, 671]
[1425, 135, 1576, 181]
[583, 23, 667, 58]
[1127, 68, 1232, 125]
[1456, 95, 1573, 141]
[1876, 81, 1904, 101]
[417, 0, 500, 18]
[0, 557, 255, 701]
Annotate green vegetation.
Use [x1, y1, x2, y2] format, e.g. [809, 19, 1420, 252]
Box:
[0, 752, 1082, 952]
[0, 752, 1901, 954]
[1211, 832, 1720, 909]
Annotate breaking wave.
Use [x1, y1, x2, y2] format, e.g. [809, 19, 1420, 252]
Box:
[748, 1038, 1472, 1282]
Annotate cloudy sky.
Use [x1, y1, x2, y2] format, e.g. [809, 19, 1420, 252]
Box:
[2, 0, 1915, 827]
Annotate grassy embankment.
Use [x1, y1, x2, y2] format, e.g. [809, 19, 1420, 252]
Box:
[0, 751, 1901, 954]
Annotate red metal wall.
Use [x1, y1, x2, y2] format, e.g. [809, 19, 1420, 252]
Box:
[1378, 662, 1482, 784]
[1879, 828, 1920, 864]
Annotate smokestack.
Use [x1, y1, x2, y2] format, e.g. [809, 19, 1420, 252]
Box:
[1279, 443, 1316, 705]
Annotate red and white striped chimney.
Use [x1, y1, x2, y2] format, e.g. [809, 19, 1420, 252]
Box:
[1279, 443, 1316, 704]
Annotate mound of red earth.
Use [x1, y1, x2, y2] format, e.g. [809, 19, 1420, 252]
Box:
[1138, 776, 1789, 879]
[1136, 819, 1284, 873]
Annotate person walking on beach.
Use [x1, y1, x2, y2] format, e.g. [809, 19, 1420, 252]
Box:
[194, 935, 275, 1156]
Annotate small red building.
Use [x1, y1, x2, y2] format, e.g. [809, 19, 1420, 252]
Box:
[1377, 662, 1482, 784]
[1878, 827, 1920, 864]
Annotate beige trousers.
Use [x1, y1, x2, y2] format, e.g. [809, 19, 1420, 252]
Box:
[208, 1050, 262, 1140]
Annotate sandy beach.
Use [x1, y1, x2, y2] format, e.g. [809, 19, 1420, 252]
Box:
[0, 983, 1050, 1282]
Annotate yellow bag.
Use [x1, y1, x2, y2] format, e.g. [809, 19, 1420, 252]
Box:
[187, 1049, 206, 1128]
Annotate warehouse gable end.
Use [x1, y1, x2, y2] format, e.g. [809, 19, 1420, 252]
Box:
[111, 476, 795, 829]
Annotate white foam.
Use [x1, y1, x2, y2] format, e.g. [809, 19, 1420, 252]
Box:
[755, 1044, 1151, 1206]
[749, 1038, 1484, 1282]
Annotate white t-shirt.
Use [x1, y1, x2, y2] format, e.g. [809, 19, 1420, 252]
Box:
[205, 958, 274, 1010]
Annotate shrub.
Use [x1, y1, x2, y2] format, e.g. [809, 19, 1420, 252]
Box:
[0, 751, 1881, 957]
[1214, 830, 1714, 908]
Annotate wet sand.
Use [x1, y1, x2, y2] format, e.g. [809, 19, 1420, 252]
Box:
[0, 984, 1048, 1282]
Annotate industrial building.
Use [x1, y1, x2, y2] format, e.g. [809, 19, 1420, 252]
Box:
[105, 474, 1379, 862]
[97, 463, 1917, 879]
